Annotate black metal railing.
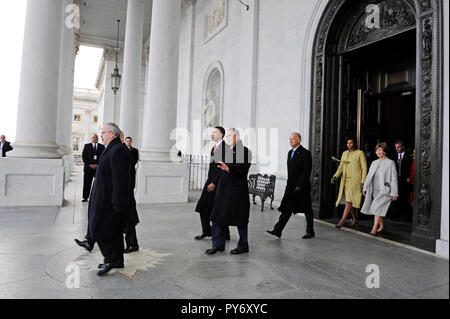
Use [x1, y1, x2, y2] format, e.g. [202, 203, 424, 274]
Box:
[182, 154, 210, 191]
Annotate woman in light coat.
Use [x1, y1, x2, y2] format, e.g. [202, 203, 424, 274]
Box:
[331, 139, 367, 228]
[361, 142, 398, 235]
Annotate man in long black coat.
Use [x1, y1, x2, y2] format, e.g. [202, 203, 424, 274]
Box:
[123, 136, 140, 252]
[81, 134, 105, 202]
[267, 132, 315, 239]
[88, 123, 131, 276]
[206, 129, 252, 255]
[194, 126, 230, 240]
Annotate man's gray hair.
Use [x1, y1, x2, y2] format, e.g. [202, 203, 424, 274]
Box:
[292, 132, 302, 140]
[227, 128, 240, 136]
[106, 122, 121, 137]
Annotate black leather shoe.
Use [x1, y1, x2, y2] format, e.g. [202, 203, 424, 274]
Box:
[98, 262, 124, 269]
[205, 247, 225, 255]
[230, 248, 249, 255]
[82, 199, 88, 202]
[194, 233, 211, 240]
[266, 230, 281, 238]
[302, 233, 315, 239]
[124, 246, 139, 253]
[97, 261, 125, 276]
[74, 239, 93, 252]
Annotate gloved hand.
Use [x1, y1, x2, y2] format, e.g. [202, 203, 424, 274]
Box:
[295, 186, 302, 193]
[331, 177, 337, 184]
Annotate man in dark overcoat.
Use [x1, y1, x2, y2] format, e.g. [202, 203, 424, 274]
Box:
[206, 128, 252, 255]
[81, 134, 105, 202]
[267, 132, 315, 239]
[123, 136, 140, 253]
[88, 123, 131, 276]
[194, 126, 230, 240]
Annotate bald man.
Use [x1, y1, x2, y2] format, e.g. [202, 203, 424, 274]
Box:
[267, 133, 315, 239]
[81, 134, 105, 202]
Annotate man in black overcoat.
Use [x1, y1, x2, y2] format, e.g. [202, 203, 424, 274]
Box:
[81, 134, 105, 202]
[206, 128, 252, 255]
[123, 136, 140, 253]
[88, 123, 131, 276]
[267, 132, 315, 239]
[194, 126, 230, 240]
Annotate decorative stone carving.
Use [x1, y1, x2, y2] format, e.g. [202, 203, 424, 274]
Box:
[184, 0, 197, 7]
[203, 90, 218, 129]
[422, 18, 432, 59]
[347, 0, 415, 50]
[419, 0, 431, 11]
[104, 47, 120, 61]
[204, 0, 228, 43]
[417, 183, 431, 229]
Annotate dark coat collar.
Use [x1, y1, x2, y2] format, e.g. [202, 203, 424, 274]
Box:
[104, 137, 121, 153]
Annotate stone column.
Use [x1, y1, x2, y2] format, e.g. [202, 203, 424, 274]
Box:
[137, 0, 188, 204]
[119, 0, 145, 141]
[10, 0, 64, 159]
[57, 0, 78, 183]
[1, 0, 64, 207]
[100, 48, 122, 125]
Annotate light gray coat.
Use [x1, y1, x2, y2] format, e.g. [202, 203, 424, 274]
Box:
[361, 158, 399, 217]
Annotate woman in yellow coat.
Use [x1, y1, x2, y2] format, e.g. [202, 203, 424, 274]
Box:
[331, 139, 367, 228]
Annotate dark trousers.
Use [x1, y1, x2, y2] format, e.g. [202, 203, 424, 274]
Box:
[212, 222, 248, 250]
[124, 224, 139, 248]
[97, 234, 124, 264]
[274, 209, 314, 235]
[82, 170, 95, 200]
[200, 213, 212, 235]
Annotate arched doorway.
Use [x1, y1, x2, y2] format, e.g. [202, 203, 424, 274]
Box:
[309, 0, 443, 252]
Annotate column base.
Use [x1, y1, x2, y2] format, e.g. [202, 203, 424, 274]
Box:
[8, 143, 62, 159]
[136, 161, 188, 204]
[0, 158, 64, 207]
[63, 154, 73, 185]
[436, 239, 449, 259]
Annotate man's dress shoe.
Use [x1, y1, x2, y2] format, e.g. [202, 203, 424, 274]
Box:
[74, 239, 93, 252]
[82, 199, 88, 202]
[266, 230, 281, 238]
[124, 246, 139, 253]
[205, 247, 225, 255]
[97, 261, 124, 276]
[230, 248, 249, 255]
[302, 233, 315, 239]
[98, 262, 124, 269]
[194, 233, 211, 240]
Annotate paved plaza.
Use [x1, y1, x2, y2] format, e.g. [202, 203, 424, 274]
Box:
[0, 170, 448, 299]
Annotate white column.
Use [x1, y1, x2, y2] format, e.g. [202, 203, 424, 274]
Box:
[9, 0, 64, 159]
[57, 0, 77, 183]
[137, 0, 188, 204]
[100, 48, 123, 126]
[1, 0, 64, 207]
[119, 0, 145, 140]
[141, 0, 181, 161]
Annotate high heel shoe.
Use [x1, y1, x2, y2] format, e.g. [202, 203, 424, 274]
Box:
[348, 222, 359, 228]
[335, 224, 344, 229]
[376, 228, 385, 234]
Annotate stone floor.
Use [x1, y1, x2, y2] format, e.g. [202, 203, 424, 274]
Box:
[0, 170, 448, 299]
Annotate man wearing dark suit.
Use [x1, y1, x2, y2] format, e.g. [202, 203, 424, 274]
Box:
[206, 128, 252, 255]
[81, 134, 105, 202]
[123, 136, 140, 253]
[194, 126, 230, 240]
[88, 123, 131, 276]
[389, 140, 413, 220]
[1, 135, 13, 157]
[267, 132, 315, 239]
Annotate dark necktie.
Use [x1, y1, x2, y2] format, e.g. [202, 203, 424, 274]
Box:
[398, 155, 402, 177]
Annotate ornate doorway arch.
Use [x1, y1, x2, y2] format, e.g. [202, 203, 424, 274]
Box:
[309, 0, 443, 251]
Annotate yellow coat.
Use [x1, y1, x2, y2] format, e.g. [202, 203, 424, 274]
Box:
[333, 150, 367, 208]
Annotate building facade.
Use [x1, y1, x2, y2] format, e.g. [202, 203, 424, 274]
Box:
[0, 0, 447, 257]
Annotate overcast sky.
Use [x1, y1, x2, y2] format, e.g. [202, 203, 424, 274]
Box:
[0, 1, 103, 142]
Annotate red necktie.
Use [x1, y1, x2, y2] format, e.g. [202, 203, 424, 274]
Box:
[212, 145, 217, 155]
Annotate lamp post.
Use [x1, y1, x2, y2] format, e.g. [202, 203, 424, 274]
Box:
[111, 19, 121, 95]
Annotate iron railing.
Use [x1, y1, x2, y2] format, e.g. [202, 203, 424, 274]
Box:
[182, 154, 210, 191]
[73, 154, 83, 166]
